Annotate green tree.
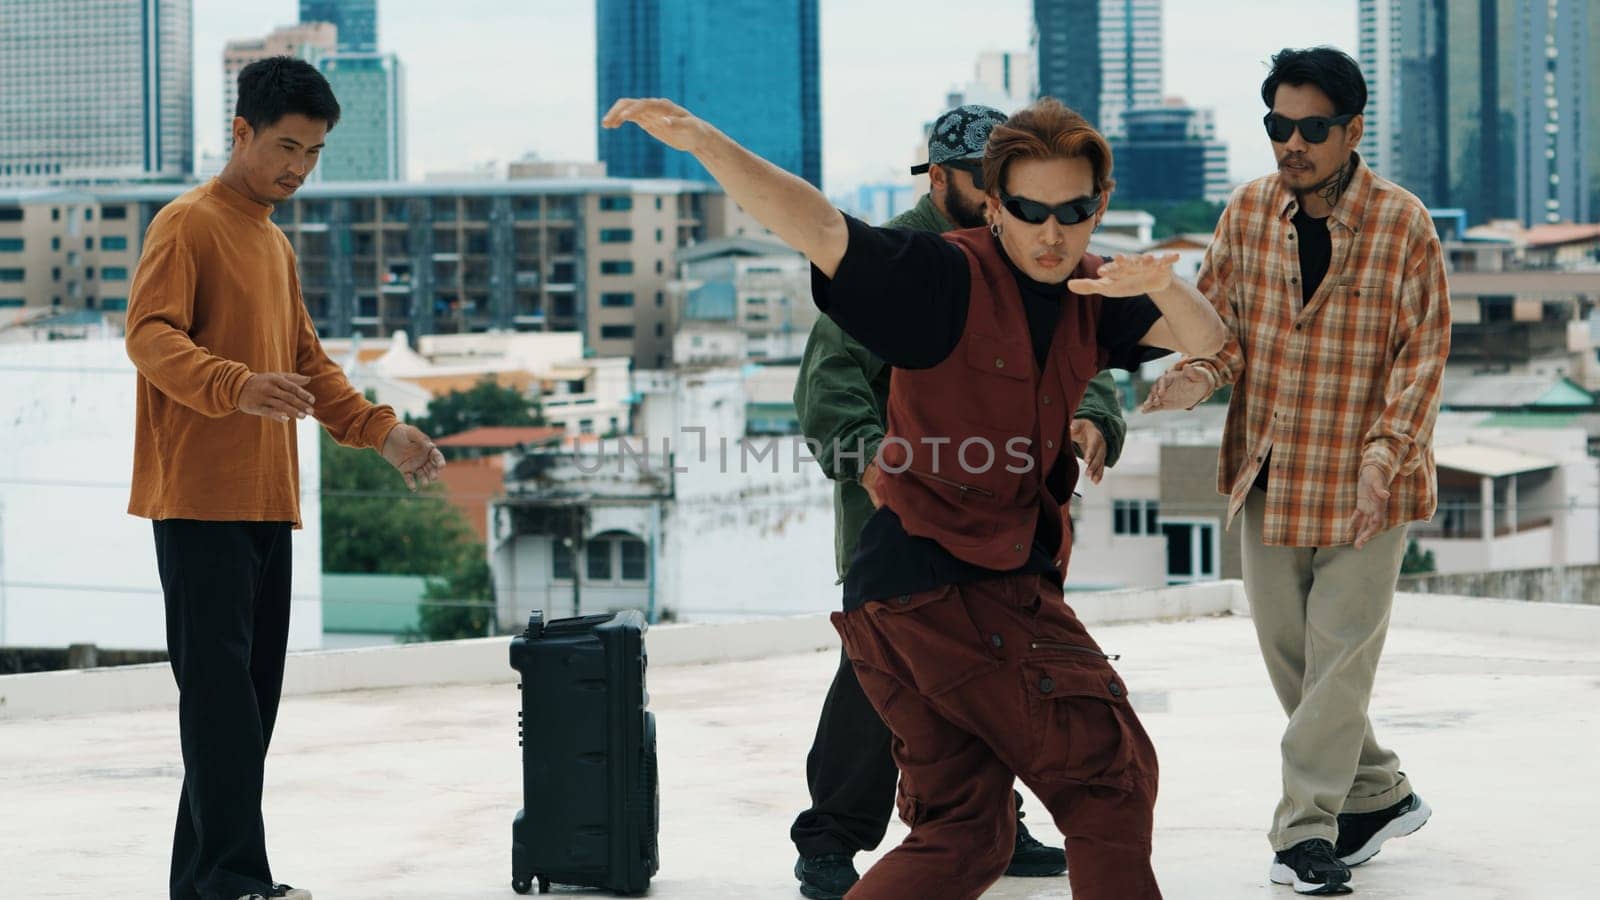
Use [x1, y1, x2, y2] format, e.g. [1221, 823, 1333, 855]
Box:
[1400, 539, 1436, 575]
[319, 432, 494, 640]
[406, 377, 544, 446]
[319, 431, 477, 574]
[416, 554, 496, 641]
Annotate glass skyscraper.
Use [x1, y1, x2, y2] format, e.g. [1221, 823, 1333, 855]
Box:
[596, 0, 822, 188]
[300, 0, 378, 53]
[1361, 0, 1596, 224]
[0, 0, 192, 186]
[1033, 0, 1162, 138]
[316, 53, 406, 182]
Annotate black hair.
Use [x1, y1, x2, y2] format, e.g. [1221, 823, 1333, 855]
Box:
[1260, 46, 1367, 117]
[235, 56, 342, 132]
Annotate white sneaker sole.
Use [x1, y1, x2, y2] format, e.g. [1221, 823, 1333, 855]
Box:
[1268, 861, 1352, 895]
[1340, 795, 1433, 867]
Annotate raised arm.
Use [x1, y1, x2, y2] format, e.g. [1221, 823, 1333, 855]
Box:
[602, 98, 849, 276]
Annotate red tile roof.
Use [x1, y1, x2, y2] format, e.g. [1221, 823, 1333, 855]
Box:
[434, 425, 566, 448]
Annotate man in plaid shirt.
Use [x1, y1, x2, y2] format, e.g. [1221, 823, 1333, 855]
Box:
[1144, 47, 1448, 895]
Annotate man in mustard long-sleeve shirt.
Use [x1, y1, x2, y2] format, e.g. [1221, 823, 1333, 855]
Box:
[124, 57, 444, 900]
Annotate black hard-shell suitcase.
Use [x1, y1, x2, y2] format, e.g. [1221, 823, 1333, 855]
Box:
[510, 609, 659, 895]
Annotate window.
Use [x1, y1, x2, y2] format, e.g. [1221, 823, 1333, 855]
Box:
[552, 540, 574, 579]
[1161, 520, 1219, 585]
[101, 235, 128, 251]
[52, 267, 60, 281]
[86, 266, 95, 280]
[85, 237, 94, 250]
[0, 208, 22, 222]
[587, 539, 612, 580]
[600, 260, 634, 275]
[600, 324, 635, 339]
[100, 297, 127, 310]
[598, 228, 633, 243]
[655, 259, 663, 274]
[0, 268, 23, 283]
[101, 205, 127, 220]
[600, 292, 635, 307]
[0, 238, 21, 252]
[599, 195, 633, 211]
[51, 237, 60, 250]
[655, 291, 663, 306]
[654, 197, 662, 210]
[620, 538, 647, 580]
[655, 323, 664, 337]
[101, 266, 128, 281]
[83, 208, 93, 221]
[0, 297, 23, 308]
[655, 228, 663, 243]
[1112, 499, 1160, 536]
[51, 208, 60, 221]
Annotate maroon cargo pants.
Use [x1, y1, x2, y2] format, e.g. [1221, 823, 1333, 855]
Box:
[830, 572, 1162, 900]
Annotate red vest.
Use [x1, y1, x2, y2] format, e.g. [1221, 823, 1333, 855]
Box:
[875, 228, 1106, 574]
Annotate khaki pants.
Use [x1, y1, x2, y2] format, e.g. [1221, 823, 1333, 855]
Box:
[1241, 489, 1414, 851]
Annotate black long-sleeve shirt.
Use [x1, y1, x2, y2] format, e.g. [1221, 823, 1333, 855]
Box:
[811, 215, 1166, 609]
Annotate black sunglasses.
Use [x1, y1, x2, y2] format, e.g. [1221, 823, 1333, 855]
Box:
[943, 158, 986, 190]
[1263, 112, 1355, 144]
[999, 190, 1100, 227]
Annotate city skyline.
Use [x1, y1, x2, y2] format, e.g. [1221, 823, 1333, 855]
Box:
[194, 0, 1356, 193]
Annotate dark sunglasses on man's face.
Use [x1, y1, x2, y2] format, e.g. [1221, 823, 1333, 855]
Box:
[999, 190, 1100, 227]
[943, 159, 986, 190]
[1263, 112, 1355, 144]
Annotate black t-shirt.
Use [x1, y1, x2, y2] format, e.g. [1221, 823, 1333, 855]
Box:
[1256, 208, 1332, 493]
[812, 214, 1167, 609]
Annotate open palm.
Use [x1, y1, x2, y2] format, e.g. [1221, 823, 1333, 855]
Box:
[1068, 253, 1180, 297]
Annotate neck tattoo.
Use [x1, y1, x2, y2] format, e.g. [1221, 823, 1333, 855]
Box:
[1300, 156, 1355, 212]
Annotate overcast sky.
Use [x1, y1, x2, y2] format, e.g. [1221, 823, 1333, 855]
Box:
[194, 0, 1357, 191]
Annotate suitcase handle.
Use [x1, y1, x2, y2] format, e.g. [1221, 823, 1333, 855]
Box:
[523, 610, 545, 640]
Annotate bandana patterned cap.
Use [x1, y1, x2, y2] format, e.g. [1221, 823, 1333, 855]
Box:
[910, 104, 1008, 174]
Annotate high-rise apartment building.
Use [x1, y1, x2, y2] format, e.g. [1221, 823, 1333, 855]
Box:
[0, 0, 192, 186]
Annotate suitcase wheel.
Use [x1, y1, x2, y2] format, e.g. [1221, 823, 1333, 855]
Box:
[512, 877, 531, 895]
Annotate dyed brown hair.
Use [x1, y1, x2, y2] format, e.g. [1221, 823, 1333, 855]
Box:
[982, 97, 1116, 198]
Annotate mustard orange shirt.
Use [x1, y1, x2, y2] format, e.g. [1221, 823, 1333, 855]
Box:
[125, 178, 398, 527]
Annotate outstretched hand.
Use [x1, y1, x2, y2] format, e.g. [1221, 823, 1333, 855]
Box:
[1139, 365, 1211, 413]
[601, 98, 709, 153]
[1067, 253, 1180, 297]
[381, 424, 446, 491]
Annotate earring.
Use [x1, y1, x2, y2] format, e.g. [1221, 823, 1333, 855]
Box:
[990, 221, 1002, 238]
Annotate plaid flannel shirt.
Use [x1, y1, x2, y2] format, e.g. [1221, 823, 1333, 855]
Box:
[1183, 155, 1451, 546]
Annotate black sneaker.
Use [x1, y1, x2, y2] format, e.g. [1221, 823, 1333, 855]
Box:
[1336, 793, 1432, 867]
[1268, 838, 1353, 895]
[1005, 818, 1067, 877]
[795, 853, 859, 900]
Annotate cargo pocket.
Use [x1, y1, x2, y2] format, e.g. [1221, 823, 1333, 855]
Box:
[868, 584, 1000, 696]
[895, 784, 924, 828]
[1022, 659, 1139, 789]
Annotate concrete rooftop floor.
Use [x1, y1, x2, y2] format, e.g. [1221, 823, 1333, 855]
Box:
[2, 614, 1598, 899]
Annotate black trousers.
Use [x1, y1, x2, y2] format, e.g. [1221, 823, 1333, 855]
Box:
[154, 520, 294, 900]
[790, 648, 1025, 857]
